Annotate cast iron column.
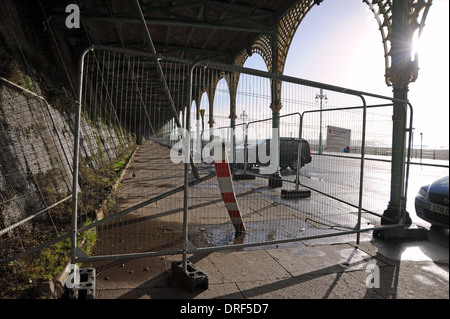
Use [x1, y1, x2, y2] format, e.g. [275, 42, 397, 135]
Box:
[269, 33, 283, 188]
[382, 0, 415, 225]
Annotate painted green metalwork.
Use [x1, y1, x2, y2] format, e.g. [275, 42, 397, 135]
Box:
[364, 0, 432, 224]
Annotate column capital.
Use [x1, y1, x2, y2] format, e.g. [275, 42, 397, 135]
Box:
[270, 101, 282, 114]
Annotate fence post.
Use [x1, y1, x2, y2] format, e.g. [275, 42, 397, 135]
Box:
[71, 46, 93, 265]
[295, 113, 302, 192]
[281, 113, 311, 199]
[356, 95, 367, 245]
[182, 63, 195, 273]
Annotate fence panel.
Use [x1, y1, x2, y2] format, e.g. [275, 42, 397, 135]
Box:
[73, 47, 200, 260]
[182, 62, 409, 252]
[2, 44, 442, 272]
[0, 79, 74, 262]
[298, 104, 397, 227]
[68, 46, 411, 264]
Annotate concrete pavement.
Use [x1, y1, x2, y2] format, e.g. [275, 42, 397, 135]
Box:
[82, 141, 449, 300]
[88, 228, 448, 300]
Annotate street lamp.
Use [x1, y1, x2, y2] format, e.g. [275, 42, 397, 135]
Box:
[240, 110, 248, 124]
[315, 89, 328, 155]
[240, 110, 248, 142]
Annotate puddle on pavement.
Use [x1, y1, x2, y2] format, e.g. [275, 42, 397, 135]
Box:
[188, 218, 336, 250]
[91, 210, 343, 257]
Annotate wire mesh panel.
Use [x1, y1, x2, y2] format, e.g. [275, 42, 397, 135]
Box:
[75, 47, 201, 259]
[0, 82, 73, 261]
[298, 104, 397, 229]
[93, 141, 186, 256]
[70, 46, 411, 263]
[180, 62, 410, 251]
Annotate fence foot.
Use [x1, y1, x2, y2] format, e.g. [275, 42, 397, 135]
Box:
[169, 260, 209, 292]
[269, 173, 283, 188]
[373, 224, 428, 240]
[66, 268, 96, 299]
[281, 189, 311, 199]
[233, 173, 255, 180]
[230, 165, 256, 180]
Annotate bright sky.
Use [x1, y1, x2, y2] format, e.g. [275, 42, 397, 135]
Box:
[245, 0, 449, 149]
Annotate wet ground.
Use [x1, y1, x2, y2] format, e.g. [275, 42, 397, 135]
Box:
[80, 140, 448, 300]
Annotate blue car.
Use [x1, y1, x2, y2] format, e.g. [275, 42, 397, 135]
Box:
[415, 175, 449, 229]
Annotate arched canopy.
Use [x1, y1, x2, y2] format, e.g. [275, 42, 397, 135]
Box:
[42, 0, 431, 133]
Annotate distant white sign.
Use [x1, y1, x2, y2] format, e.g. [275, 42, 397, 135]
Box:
[326, 126, 351, 152]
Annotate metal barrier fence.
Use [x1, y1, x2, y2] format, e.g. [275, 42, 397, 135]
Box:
[1, 45, 419, 274]
[70, 46, 195, 263]
[192, 101, 405, 250]
[0, 52, 133, 262]
[0, 78, 74, 262]
[65, 45, 418, 270]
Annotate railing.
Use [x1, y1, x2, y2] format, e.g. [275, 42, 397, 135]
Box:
[65, 46, 415, 270]
[4, 45, 434, 279]
[0, 77, 73, 262]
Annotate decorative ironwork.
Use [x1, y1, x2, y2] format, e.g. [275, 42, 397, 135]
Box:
[363, 0, 432, 86]
[234, 0, 316, 75]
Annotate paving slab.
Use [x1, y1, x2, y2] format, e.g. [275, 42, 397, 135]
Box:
[235, 272, 383, 299]
[86, 141, 449, 301]
[92, 237, 449, 300]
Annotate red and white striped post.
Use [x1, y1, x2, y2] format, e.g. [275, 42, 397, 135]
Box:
[214, 142, 246, 233]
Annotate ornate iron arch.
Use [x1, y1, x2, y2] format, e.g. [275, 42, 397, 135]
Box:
[363, 0, 432, 86]
[234, 34, 271, 69]
[231, 0, 318, 117]
[276, 0, 317, 75]
[191, 70, 233, 128]
[233, 0, 317, 75]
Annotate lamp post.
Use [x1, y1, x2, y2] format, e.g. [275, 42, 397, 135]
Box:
[199, 108, 205, 162]
[240, 110, 248, 142]
[420, 132, 423, 165]
[315, 89, 328, 155]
